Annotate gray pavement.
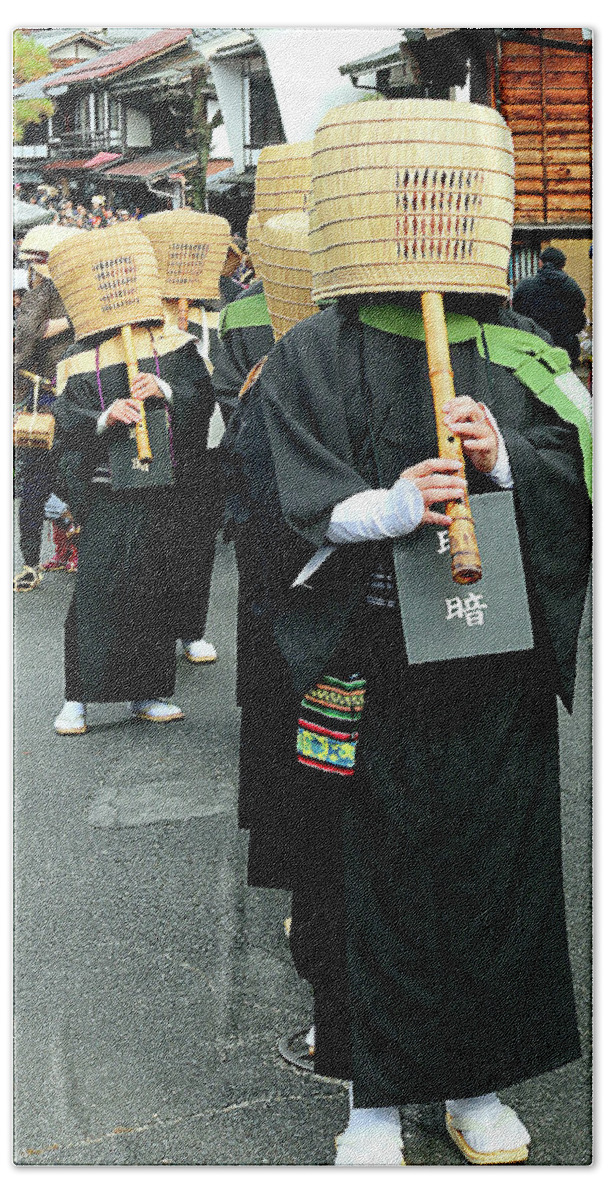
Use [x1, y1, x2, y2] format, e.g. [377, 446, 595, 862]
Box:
[13, 528, 592, 1166]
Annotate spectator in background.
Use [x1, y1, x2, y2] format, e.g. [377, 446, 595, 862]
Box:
[512, 246, 587, 367]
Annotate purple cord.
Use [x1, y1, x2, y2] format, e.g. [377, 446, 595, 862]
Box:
[95, 344, 104, 409]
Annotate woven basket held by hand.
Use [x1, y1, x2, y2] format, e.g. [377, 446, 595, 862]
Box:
[310, 99, 515, 303]
[255, 141, 312, 226]
[140, 209, 231, 301]
[47, 224, 164, 341]
[257, 211, 319, 341]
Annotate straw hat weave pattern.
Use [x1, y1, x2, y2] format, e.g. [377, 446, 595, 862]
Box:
[47, 224, 164, 341]
[310, 99, 515, 302]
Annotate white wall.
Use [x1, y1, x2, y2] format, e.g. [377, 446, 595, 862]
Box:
[208, 98, 232, 161]
[255, 27, 403, 141]
[208, 60, 246, 172]
[125, 107, 151, 148]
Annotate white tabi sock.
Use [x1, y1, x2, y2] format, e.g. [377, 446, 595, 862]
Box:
[334, 1084, 403, 1164]
[445, 1092, 530, 1153]
[346, 1083, 401, 1131]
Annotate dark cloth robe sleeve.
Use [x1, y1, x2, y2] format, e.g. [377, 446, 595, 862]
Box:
[258, 321, 376, 548]
[212, 324, 275, 422]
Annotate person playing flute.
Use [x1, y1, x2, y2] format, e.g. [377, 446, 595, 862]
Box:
[47, 224, 216, 734]
[245, 100, 591, 1165]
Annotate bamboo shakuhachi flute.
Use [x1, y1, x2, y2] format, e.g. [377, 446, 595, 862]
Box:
[120, 324, 153, 464]
[420, 292, 482, 585]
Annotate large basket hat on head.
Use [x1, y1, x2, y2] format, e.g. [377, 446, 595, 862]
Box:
[19, 224, 80, 278]
[256, 211, 319, 341]
[140, 209, 231, 301]
[254, 141, 313, 226]
[310, 99, 515, 303]
[47, 224, 165, 341]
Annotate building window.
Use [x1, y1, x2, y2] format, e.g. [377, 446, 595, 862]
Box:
[95, 92, 105, 132]
[248, 73, 285, 149]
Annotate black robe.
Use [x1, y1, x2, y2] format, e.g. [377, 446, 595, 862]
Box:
[253, 299, 590, 1105]
[55, 326, 216, 702]
[213, 287, 299, 886]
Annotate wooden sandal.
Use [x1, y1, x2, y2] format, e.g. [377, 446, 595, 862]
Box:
[445, 1111, 529, 1165]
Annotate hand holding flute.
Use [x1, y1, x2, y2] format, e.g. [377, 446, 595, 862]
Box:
[105, 374, 164, 429]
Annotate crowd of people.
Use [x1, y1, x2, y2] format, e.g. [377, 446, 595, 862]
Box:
[18, 184, 146, 228]
[13, 97, 592, 1168]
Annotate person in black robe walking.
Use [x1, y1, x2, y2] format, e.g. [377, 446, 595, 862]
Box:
[53, 324, 215, 734]
[247, 99, 591, 1165]
[255, 294, 591, 1163]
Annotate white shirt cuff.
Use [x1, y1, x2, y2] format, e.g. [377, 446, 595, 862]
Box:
[157, 377, 173, 404]
[482, 405, 514, 489]
[96, 410, 110, 434]
[327, 476, 425, 544]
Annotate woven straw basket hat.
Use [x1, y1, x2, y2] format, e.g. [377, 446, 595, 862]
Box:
[257, 211, 319, 341]
[47, 224, 164, 341]
[254, 141, 312, 226]
[19, 224, 80, 278]
[310, 99, 515, 302]
[140, 209, 231, 301]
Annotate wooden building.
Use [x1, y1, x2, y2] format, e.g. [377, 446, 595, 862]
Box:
[340, 27, 592, 303]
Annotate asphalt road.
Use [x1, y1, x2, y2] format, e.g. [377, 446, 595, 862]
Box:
[13, 528, 592, 1166]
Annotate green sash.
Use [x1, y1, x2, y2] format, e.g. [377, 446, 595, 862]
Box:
[218, 291, 271, 339]
[359, 304, 592, 497]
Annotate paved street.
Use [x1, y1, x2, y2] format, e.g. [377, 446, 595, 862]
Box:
[13, 527, 592, 1166]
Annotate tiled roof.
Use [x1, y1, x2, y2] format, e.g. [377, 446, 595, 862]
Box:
[47, 28, 192, 88]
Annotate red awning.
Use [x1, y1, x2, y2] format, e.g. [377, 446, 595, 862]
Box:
[103, 152, 195, 180]
[44, 159, 90, 171]
[205, 159, 234, 177]
[82, 152, 122, 169]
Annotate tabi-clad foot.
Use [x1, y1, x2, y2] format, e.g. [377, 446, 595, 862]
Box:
[334, 1085, 405, 1166]
[181, 638, 217, 663]
[54, 701, 87, 735]
[129, 699, 184, 723]
[445, 1093, 530, 1164]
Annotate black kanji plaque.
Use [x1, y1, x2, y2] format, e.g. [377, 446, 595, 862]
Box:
[391, 491, 533, 664]
[109, 408, 174, 491]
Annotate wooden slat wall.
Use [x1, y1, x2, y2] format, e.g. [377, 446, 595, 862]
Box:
[498, 31, 592, 226]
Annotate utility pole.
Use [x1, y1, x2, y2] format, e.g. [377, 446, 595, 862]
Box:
[189, 64, 223, 211]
